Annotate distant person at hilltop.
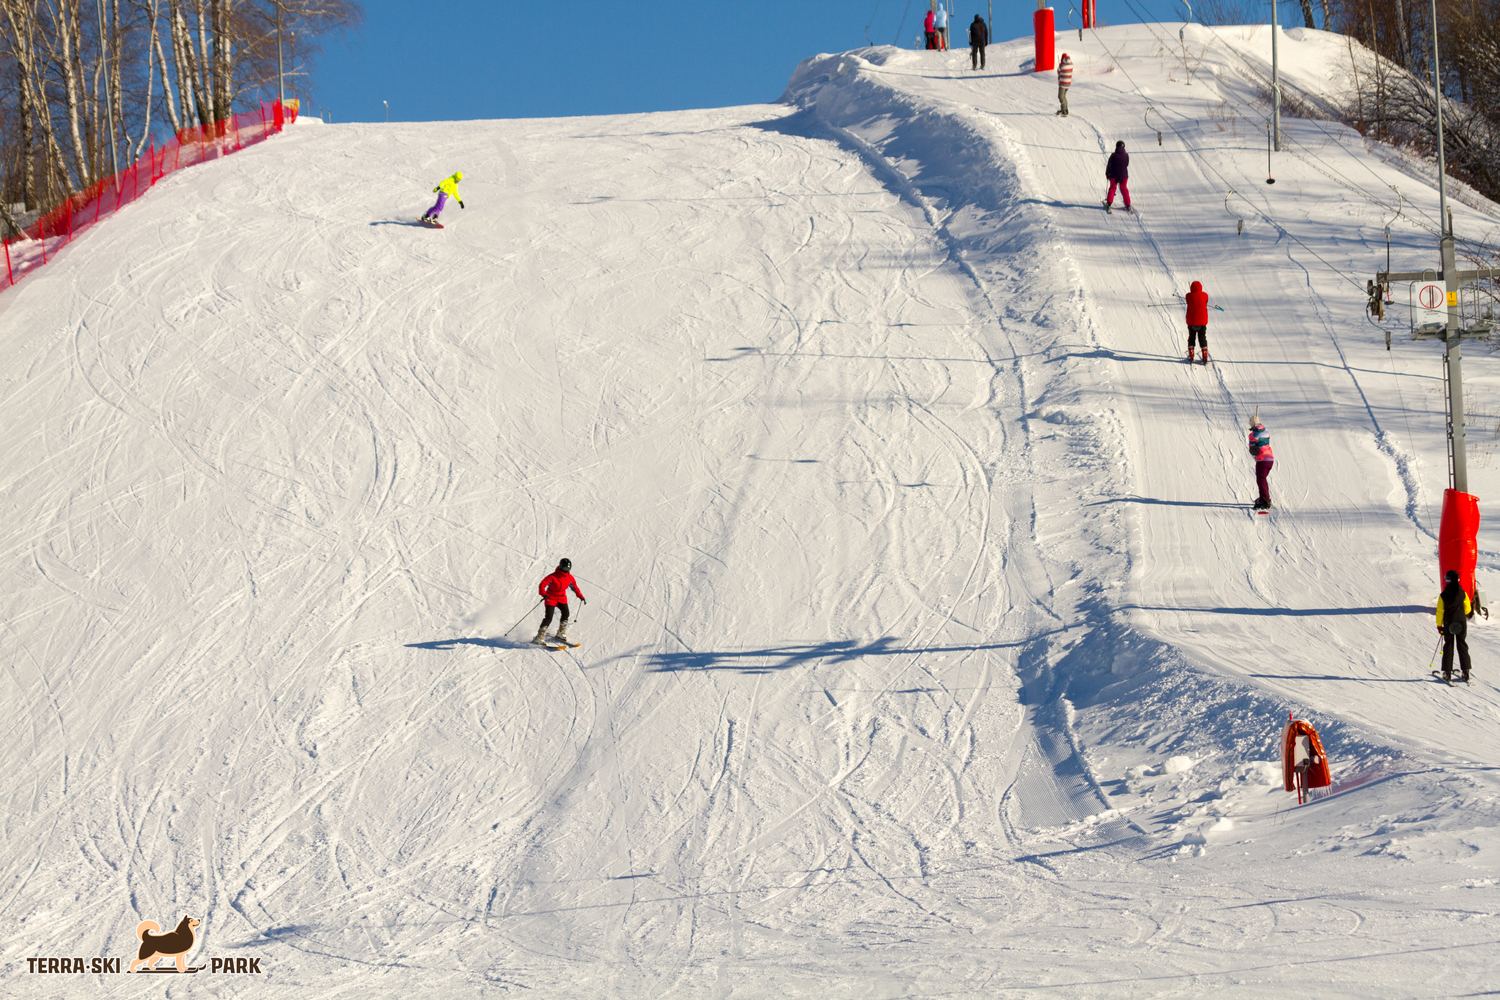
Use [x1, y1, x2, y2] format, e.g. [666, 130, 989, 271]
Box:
[924, 8, 936, 49]
[1104, 141, 1131, 213]
[1185, 280, 1209, 363]
[421, 171, 465, 225]
[934, 3, 949, 50]
[1057, 53, 1073, 115]
[969, 14, 989, 70]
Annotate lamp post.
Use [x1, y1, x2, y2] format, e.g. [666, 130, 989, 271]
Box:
[1271, 0, 1281, 150]
[1430, 0, 1448, 236]
[384, 100, 389, 122]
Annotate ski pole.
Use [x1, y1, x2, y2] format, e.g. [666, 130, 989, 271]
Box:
[503, 598, 542, 637]
[1427, 635, 1443, 672]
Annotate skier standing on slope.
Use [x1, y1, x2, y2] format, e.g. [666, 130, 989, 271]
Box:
[533, 558, 586, 644]
[924, 7, 936, 49]
[934, 3, 949, 49]
[421, 171, 465, 224]
[969, 14, 988, 70]
[1248, 420, 1274, 510]
[1056, 53, 1073, 116]
[1104, 141, 1132, 212]
[1437, 569, 1473, 683]
[1110, 140, 1128, 212]
[1185, 280, 1209, 362]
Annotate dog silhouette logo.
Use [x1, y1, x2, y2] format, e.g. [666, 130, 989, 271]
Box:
[129, 916, 202, 973]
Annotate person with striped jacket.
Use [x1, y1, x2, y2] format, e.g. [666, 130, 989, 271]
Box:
[1057, 53, 1073, 116]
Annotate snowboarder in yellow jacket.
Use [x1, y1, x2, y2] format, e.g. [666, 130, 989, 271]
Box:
[421, 171, 465, 224]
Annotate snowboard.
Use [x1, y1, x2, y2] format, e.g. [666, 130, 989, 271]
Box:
[418, 218, 444, 229]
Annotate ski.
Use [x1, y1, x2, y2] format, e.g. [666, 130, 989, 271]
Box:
[1430, 670, 1470, 685]
[1103, 201, 1112, 213]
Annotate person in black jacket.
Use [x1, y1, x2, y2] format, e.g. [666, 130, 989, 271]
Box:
[1437, 569, 1474, 682]
[1104, 140, 1132, 212]
[969, 15, 989, 70]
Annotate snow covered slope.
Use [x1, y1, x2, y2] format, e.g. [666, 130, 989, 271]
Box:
[3, 25, 1499, 998]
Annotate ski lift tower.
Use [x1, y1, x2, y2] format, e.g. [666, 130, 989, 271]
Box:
[1370, 0, 1497, 614]
[1375, 231, 1496, 615]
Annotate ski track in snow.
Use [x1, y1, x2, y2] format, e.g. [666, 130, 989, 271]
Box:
[2, 25, 1500, 998]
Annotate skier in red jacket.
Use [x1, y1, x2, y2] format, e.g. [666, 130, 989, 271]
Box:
[533, 558, 586, 644]
[1185, 280, 1209, 362]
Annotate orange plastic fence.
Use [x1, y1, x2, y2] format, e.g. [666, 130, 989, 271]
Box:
[3, 100, 298, 292]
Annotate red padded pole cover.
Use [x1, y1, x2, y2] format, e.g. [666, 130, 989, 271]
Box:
[1439, 487, 1480, 599]
[1082, 0, 1095, 28]
[1034, 7, 1055, 71]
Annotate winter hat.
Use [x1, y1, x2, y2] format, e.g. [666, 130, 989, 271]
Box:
[1115, 140, 1126, 149]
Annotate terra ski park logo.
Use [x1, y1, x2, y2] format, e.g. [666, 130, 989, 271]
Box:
[23, 914, 266, 976]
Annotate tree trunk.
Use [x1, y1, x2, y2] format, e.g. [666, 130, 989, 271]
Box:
[45, 0, 95, 189]
[214, 0, 232, 120]
[3, 0, 41, 208]
[1298, 0, 1316, 30]
[152, 12, 183, 135]
[135, 0, 161, 157]
[1394, 0, 1411, 71]
[195, 0, 213, 123]
[169, 4, 201, 128]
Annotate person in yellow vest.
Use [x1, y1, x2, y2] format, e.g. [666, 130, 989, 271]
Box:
[1436, 569, 1473, 683]
[421, 171, 465, 224]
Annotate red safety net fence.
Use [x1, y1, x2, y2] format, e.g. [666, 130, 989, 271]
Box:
[2, 100, 298, 293]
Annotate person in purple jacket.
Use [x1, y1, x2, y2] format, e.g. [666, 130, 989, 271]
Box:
[1104, 140, 1132, 213]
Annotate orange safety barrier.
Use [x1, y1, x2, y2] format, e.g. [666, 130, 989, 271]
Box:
[1439, 487, 1481, 602]
[2, 100, 298, 293]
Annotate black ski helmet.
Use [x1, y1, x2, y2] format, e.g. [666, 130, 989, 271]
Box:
[558, 558, 572, 572]
[1445, 569, 1460, 584]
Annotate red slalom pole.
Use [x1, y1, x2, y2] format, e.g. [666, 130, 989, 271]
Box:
[4, 236, 12, 286]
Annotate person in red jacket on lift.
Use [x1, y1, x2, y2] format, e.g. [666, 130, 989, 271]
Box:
[533, 558, 586, 644]
[1185, 280, 1210, 363]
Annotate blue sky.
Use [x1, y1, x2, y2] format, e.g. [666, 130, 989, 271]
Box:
[307, 0, 1239, 123]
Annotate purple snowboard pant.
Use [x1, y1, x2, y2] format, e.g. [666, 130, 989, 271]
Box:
[424, 191, 448, 220]
[1256, 459, 1274, 503]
